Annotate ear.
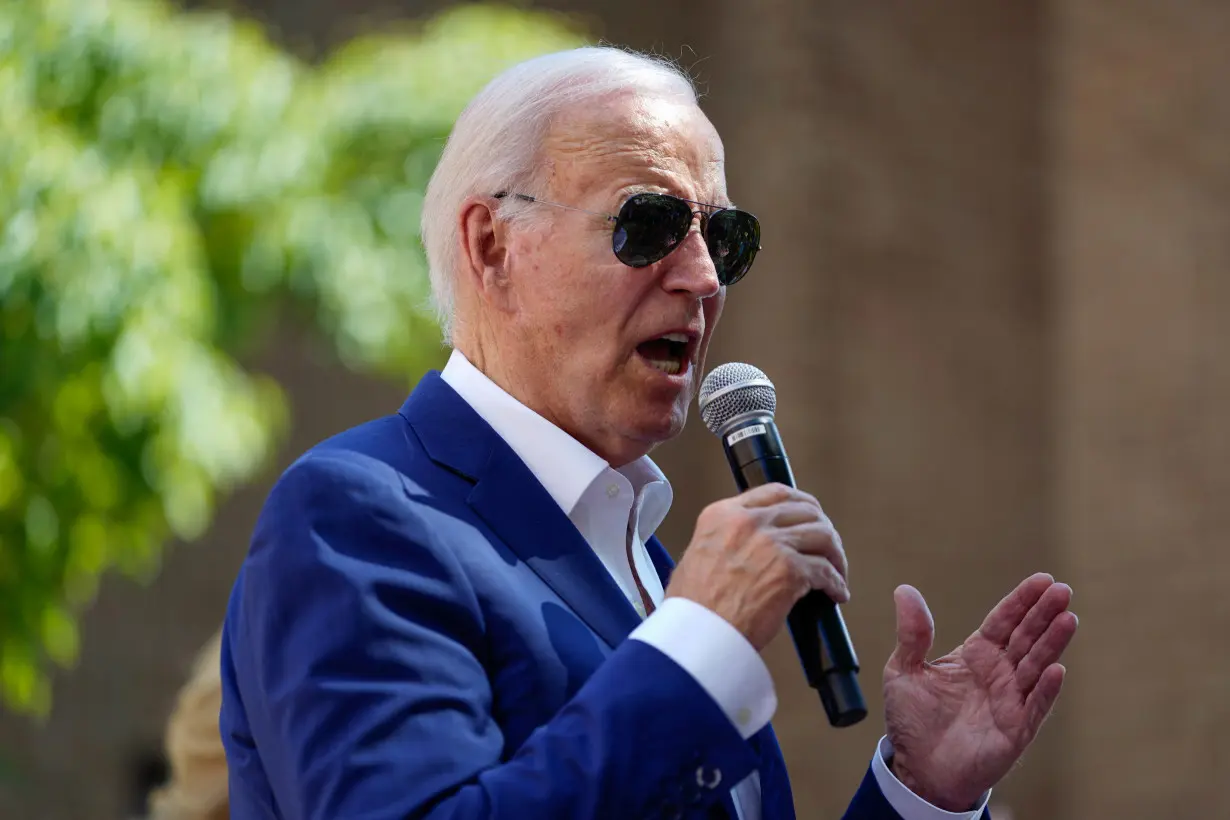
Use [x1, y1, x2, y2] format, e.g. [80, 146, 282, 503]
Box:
[458, 196, 515, 312]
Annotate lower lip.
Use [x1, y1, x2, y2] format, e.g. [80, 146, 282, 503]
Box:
[635, 352, 692, 385]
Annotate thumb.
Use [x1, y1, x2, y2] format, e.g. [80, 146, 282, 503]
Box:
[889, 584, 935, 671]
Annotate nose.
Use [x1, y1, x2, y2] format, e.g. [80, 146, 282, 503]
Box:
[660, 230, 721, 299]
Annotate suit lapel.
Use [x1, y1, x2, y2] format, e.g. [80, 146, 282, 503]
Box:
[466, 443, 643, 649]
[402, 373, 642, 650]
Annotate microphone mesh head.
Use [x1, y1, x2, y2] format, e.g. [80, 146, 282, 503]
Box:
[698, 363, 777, 434]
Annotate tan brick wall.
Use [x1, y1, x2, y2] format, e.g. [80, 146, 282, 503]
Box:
[1054, 2, 1230, 817]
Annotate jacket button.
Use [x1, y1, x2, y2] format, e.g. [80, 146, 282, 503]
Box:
[696, 766, 723, 790]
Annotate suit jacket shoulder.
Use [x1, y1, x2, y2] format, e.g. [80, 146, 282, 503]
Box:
[220, 372, 768, 820]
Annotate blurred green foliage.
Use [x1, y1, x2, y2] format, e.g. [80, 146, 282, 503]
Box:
[0, 0, 583, 715]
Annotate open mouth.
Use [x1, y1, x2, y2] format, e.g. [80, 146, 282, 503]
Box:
[635, 332, 692, 376]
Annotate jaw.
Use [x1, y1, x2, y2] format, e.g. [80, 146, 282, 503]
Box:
[598, 407, 689, 466]
[569, 362, 692, 466]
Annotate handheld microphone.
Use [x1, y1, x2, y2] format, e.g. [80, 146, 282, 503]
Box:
[698, 363, 867, 728]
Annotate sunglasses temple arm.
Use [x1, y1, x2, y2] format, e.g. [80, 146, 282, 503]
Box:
[499, 193, 617, 223]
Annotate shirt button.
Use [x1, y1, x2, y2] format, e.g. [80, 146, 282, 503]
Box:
[606, 484, 620, 498]
[736, 707, 752, 726]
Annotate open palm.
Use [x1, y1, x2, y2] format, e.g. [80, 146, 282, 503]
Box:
[882, 574, 1078, 812]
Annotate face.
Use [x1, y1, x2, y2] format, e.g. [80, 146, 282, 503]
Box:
[462, 93, 731, 466]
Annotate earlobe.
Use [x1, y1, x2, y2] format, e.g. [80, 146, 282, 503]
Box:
[459, 197, 512, 302]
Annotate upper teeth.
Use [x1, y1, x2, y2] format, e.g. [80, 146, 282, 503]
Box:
[661, 333, 688, 343]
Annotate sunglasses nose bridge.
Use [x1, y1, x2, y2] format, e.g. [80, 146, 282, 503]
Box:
[688, 208, 712, 238]
[661, 210, 723, 279]
[662, 226, 723, 296]
[664, 208, 706, 252]
[674, 208, 711, 249]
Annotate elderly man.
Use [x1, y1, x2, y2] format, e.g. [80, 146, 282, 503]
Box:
[219, 47, 1077, 820]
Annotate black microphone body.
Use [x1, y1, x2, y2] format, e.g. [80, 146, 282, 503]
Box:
[720, 415, 868, 728]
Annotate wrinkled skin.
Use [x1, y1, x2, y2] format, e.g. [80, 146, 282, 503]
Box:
[452, 90, 1078, 811]
[455, 91, 726, 467]
[885, 574, 1078, 811]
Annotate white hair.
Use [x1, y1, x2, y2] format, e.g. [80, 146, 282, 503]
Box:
[421, 47, 698, 343]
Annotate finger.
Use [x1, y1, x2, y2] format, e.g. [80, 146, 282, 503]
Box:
[783, 521, 848, 580]
[740, 482, 818, 510]
[1023, 663, 1066, 735]
[978, 573, 1055, 646]
[888, 585, 934, 671]
[792, 554, 850, 602]
[760, 500, 826, 528]
[1006, 582, 1073, 663]
[1016, 611, 1078, 692]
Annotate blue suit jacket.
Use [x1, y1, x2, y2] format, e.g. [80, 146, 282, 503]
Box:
[220, 372, 913, 819]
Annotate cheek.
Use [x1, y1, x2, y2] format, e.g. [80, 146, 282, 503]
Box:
[538, 299, 618, 369]
[516, 237, 641, 364]
[705, 290, 726, 326]
[698, 295, 725, 358]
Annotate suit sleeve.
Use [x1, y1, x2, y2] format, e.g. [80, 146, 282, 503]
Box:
[227, 453, 759, 820]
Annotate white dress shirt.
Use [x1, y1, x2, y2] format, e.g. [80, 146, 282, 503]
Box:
[441, 350, 990, 820]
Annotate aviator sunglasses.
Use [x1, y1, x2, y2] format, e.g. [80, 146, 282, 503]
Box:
[494, 191, 762, 286]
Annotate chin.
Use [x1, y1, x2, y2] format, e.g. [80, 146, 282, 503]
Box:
[630, 402, 690, 446]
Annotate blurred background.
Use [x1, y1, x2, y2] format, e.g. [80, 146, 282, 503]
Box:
[2, 0, 1227, 818]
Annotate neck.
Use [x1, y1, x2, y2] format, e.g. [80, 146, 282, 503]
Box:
[453, 330, 544, 427]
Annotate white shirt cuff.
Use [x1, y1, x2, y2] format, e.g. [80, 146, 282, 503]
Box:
[628, 597, 777, 739]
[872, 736, 991, 820]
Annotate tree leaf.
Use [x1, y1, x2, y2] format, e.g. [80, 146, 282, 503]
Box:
[0, 0, 584, 716]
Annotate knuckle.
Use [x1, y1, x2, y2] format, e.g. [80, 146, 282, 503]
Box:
[775, 550, 807, 588]
[825, 527, 849, 575]
[810, 560, 840, 593]
[823, 525, 846, 559]
[808, 561, 836, 595]
[731, 508, 763, 539]
[697, 501, 725, 527]
[750, 528, 780, 556]
[818, 525, 846, 567]
[764, 482, 793, 502]
[788, 499, 822, 524]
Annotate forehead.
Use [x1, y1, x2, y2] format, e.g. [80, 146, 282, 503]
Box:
[543, 94, 727, 204]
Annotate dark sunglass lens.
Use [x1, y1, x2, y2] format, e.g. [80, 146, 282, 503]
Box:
[705, 209, 761, 286]
[612, 193, 693, 267]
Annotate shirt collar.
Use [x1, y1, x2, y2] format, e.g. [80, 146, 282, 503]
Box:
[440, 349, 673, 529]
[616, 457, 673, 541]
